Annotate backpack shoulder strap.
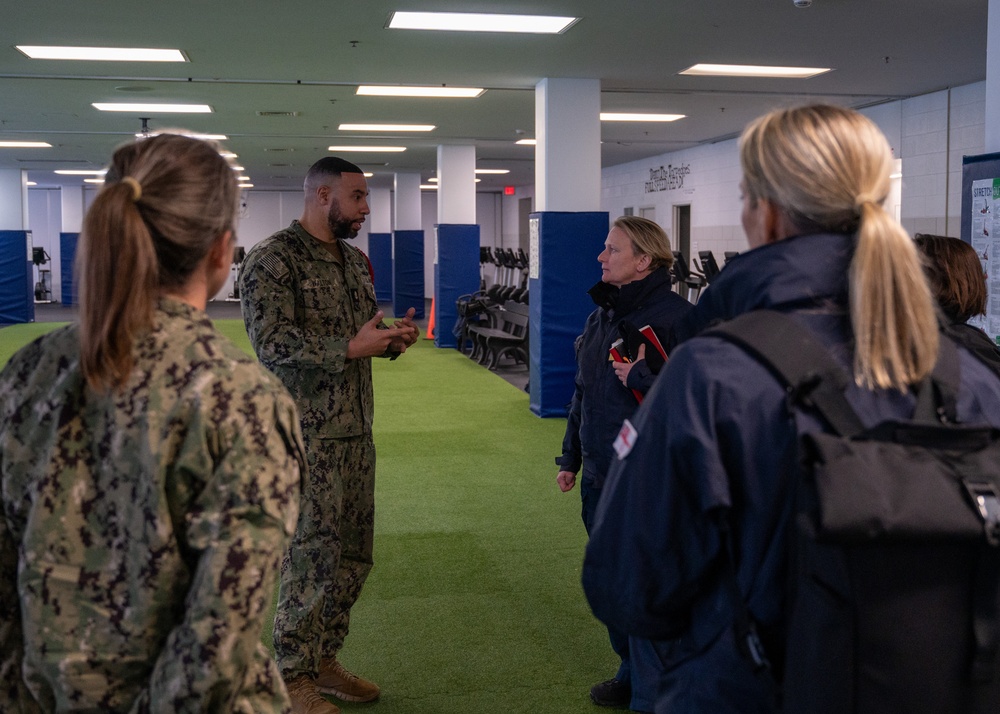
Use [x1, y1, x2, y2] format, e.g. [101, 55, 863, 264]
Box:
[705, 310, 865, 437]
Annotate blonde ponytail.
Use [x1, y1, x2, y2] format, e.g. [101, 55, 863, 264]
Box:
[850, 202, 938, 390]
[740, 105, 940, 392]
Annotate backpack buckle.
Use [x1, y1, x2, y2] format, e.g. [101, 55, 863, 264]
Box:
[963, 480, 1000, 547]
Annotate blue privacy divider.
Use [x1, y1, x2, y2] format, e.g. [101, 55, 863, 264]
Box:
[393, 229, 424, 319]
[368, 232, 392, 303]
[434, 224, 480, 349]
[60, 232, 79, 306]
[0, 230, 34, 324]
[528, 212, 609, 418]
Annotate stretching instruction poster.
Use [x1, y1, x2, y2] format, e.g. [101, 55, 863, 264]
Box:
[969, 177, 1000, 343]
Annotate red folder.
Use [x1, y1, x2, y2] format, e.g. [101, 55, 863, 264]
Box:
[610, 338, 644, 404]
[639, 324, 668, 362]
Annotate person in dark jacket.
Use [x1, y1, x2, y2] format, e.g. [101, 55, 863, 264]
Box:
[581, 105, 1000, 713]
[556, 215, 691, 712]
[915, 232, 1000, 379]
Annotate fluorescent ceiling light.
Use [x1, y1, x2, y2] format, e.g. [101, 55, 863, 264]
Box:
[238, 176, 250, 182]
[219, 151, 237, 158]
[95, 103, 212, 113]
[55, 169, 106, 175]
[238, 183, 254, 188]
[339, 123, 436, 132]
[26, 181, 37, 186]
[516, 139, 536, 146]
[475, 169, 510, 175]
[387, 11, 578, 34]
[364, 172, 374, 178]
[17, 45, 187, 62]
[601, 113, 685, 122]
[137, 131, 227, 140]
[357, 85, 485, 98]
[427, 177, 481, 183]
[679, 63, 831, 79]
[420, 184, 438, 190]
[84, 178, 105, 184]
[231, 165, 245, 171]
[328, 145, 407, 152]
[0, 141, 51, 148]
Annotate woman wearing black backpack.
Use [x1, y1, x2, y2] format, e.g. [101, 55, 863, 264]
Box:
[581, 105, 1000, 713]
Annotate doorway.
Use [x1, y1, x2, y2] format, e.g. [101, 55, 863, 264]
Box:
[673, 204, 691, 260]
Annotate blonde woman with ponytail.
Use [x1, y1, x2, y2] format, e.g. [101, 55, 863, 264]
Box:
[581, 105, 1000, 713]
[0, 133, 305, 712]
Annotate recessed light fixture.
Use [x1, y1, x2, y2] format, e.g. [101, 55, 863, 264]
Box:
[0, 141, 51, 148]
[55, 169, 107, 176]
[516, 139, 536, 146]
[26, 181, 37, 186]
[231, 165, 245, 171]
[420, 184, 439, 190]
[357, 85, 485, 99]
[679, 63, 831, 79]
[339, 123, 436, 132]
[84, 178, 105, 184]
[427, 177, 481, 183]
[238, 176, 250, 182]
[387, 11, 578, 34]
[220, 151, 238, 159]
[600, 113, 686, 122]
[95, 103, 212, 113]
[328, 145, 407, 153]
[475, 169, 510, 175]
[16, 46, 187, 62]
[238, 183, 254, 188]
[364, 172, 374, 178]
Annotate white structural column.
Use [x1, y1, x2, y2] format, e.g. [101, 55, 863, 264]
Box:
[368, 187, 391, 233]
[988, 0, 1000, 152]
[0, 169, 29, 230]
[535, 78, 601, 211]
[61, 185, 84, 233]
[437, 144, 476, 224]
[393, 172, 422, 230]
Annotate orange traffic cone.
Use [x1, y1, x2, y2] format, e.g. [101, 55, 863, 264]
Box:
[426, 297, 435, 339]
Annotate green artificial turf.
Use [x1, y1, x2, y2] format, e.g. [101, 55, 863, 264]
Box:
[1, 319, 618, 713]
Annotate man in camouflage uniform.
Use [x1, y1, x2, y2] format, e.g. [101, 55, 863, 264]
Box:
[0, 297, 305, 713]
[239, 157, 419, 714]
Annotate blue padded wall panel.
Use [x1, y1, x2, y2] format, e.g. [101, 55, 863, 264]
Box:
[60, 232, 79, 306]
[0, 230, 34, 325]
[528, 212, 609, 418]
[368, 232, 392, 303]
[393, 229, 424, 319]
[434, 224, 480, 349]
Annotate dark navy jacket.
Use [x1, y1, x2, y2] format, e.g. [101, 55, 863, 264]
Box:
[582, 233, 1000, 713]
[558, 266, 691, 487]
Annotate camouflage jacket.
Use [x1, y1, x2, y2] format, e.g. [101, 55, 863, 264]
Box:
[0, 298, 304, 713]
[239, 220, 380, 438]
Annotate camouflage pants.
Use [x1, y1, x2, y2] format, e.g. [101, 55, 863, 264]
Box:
[273, 432, 375, 678]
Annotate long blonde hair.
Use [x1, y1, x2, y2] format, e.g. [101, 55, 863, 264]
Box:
[739, 104, 938, 391]
[77, 133, 238, 391]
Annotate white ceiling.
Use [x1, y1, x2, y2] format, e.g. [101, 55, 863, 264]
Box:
[2, 0, 989, 193]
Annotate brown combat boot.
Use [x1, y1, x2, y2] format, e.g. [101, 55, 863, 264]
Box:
[315, 658, 380, 702]
[285, 675, 342, 714]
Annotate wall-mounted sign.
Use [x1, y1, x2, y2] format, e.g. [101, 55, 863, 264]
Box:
[645, 163, 691, 193]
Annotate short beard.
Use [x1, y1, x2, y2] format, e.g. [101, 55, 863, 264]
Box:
[328, 201, 357, 240]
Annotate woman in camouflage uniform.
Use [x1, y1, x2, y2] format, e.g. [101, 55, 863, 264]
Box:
[0, 133, 305, 713]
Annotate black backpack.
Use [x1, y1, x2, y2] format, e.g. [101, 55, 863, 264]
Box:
[707, 309, 1000, 714]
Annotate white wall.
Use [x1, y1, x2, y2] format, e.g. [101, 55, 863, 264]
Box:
[600, 82, 988, 263]
[601, 137, 745, 262]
